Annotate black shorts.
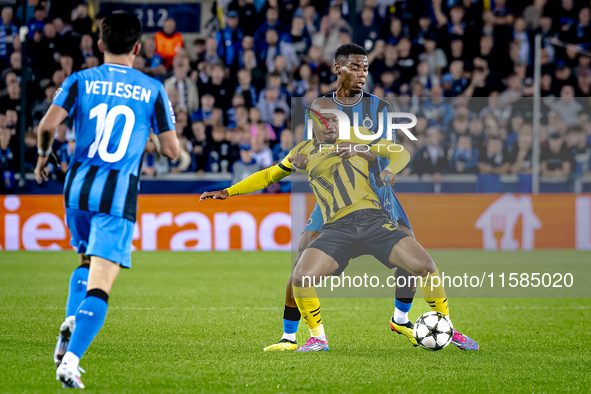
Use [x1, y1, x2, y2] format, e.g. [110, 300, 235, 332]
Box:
[309, 208, 410, 276]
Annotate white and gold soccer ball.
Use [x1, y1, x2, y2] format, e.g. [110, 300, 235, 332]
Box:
[413, 311, 454, 351]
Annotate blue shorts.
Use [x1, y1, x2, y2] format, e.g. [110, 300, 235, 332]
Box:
[303, 187, 413, 233]
[66, 208, 135, 268]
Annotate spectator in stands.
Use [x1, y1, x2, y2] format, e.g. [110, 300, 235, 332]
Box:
[71, 4, 92, 35]
[0, 80, 20, 111]
[232, 143, 261, 186]
[272, 129, 293, 163]
[27, 4, 46, 38]
[142, 138, 169, 177]
[551, 85, 582, 127]
[226, 93, 245, 128]
[541, 132, 572, 178]
[418, 33, 447, 78]
[446, 60, 468, 97]
[77, 34, 95, 67]
[164, 56, 199, 115]
[255, 6, 281, 45]
[423, 85, 454, 128]
[411, 127, 447, 176]
[0, 125, 15, 192]
[511, 124, 534, 174]
[60, 55, 74, 77]
[1, 51, 22, 82]
[208, 126, 234, 173]
[192, 93, 214, 123]
[235, 68, 258, 108]
[251, 131, 273, 168]
[202, 37, 221, 65]
[356, 6, 380, 52]
[283, 16, 311, 62]
[478, 137, 510, 175]
[256, 85, 290, 124]
[450, 134, 479, 174]
[566, 125, 590, 175]
[205, 63, 232, 110]
[189, 122, 210, 172]
[317, 5, 352, 62]
[228, 0, 258, 37]
[303, 3, 319, 36]
[270, 107, 287, 143]
[31, 84, 55, 124]
[142, 37, 166, 78]
[0, 7, 18, 59]
[155, 18, 184, 68]
[216, 10, 243, 69]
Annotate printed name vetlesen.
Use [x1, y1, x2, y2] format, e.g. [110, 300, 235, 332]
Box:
[306, 109, 418, 141]
[84, 80, 152, 103]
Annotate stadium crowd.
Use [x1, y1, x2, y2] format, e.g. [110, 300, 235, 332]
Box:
[0, 0, 591, 193]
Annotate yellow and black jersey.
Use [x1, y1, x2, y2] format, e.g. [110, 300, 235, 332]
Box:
[278, 127, 409, 223]
[225, 127, 410, 223]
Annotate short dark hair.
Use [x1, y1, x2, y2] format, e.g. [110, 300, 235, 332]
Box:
[567, 125, 583, 134]
[100, 12, 142, 55]
[335, 43, 367, 64]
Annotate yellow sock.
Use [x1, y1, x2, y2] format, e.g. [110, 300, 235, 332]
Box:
[420, 267, 450, 316]
[293, 285, 324, 337]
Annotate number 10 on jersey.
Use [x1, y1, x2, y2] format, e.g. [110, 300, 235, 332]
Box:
[88, 104, 136, 163]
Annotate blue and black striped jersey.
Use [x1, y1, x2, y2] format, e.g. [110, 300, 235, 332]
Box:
[53, 63, 175, 222]
[317, 91, 395, 142]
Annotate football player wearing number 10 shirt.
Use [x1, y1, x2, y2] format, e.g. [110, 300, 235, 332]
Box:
[34, 12, 179, 389]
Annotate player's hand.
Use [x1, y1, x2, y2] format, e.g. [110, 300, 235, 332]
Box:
[380, 169, 396, 186]
[336, 142, 361, 158]
[34, 156, 50, 184]
[288, 154, 308, 172]
[199, 190, 229, 201]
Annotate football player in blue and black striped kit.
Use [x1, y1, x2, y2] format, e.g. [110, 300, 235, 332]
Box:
[34, 13, 179, 388]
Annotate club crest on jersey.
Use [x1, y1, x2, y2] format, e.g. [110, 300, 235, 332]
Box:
[363, 116, 373, 129]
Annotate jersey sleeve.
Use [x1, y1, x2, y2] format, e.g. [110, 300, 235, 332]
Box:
[52, 74, 79, 116]
[278, 141, 309, 172]
[152, 83, 176, 135]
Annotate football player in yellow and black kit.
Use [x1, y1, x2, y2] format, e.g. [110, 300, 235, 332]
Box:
[201, 98, 449, 352]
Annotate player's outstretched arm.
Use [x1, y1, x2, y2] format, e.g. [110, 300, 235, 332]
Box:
[157, 130, 180, 160]
[199, 163, 291, 201]
[35, 105, 69, 184]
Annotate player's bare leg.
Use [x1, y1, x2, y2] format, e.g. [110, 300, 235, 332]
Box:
[57, 257, 121, 388]
[264, 230, 320, 351]
[290, 247, 340, 352]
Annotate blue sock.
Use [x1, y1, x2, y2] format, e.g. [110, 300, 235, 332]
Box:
[65, 266, 89, 318]
[67, 289, 109, 359]
[283, 305, 300, 334]
[395, 299, 413, 313]
[283, 318, 299, 334]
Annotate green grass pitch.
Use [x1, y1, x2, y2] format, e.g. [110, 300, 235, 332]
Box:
[1, 250, 590, 393]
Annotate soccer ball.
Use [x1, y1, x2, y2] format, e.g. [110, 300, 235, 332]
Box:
[413, 311, 454, 351]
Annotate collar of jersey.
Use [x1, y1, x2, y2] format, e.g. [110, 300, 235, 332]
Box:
[332, 91, 364, 107]
[104, 63, 132, 68]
